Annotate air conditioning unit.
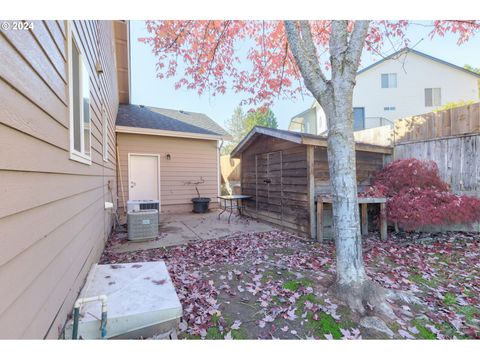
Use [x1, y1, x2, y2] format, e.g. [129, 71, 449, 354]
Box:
[127, 200, 160, 213]
[127, 200, 160, 221]
[127, 210, 159, 242]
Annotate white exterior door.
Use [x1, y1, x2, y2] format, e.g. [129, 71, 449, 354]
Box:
[129, 154, 159, 201]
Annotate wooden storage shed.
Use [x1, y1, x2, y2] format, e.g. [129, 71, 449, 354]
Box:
[230, 127, 392, 239]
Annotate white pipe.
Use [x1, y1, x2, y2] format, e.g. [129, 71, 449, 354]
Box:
[72, 295, 108, 339]
[74, 295, 108, 313]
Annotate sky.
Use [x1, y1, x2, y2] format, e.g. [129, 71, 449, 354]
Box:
[129, 21, 480, 131]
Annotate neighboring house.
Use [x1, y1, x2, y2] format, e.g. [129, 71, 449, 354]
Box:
[0, 20, 127, 338]
[289, 101, 327, 135]
[289, 47, 480, 134]
[116, 105, 231, 216]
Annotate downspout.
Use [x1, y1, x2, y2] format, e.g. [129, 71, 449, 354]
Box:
[72, 295, 108, 339]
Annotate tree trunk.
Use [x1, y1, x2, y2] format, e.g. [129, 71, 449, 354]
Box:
[284, 20, 420, 317]
[324, 104, 366, 287]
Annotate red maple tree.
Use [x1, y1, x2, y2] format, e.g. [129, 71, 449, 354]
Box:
[366, 158, 480, 231]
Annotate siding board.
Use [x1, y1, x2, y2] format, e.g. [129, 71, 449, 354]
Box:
[43, 20, 67, 61]
[0, 33, 68, 125]
[0, 20, 118, 339]
[116, 133, 219, 213]
[2, 24, 68, 102]
[0, 199, 105, 338]
[0, 78, 69, 150]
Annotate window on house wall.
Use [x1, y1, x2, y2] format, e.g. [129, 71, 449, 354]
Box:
[68, 22, 92, 164]
[381, 73, 397, 88]
[425, 88, 441, 107]
[383, 106, 396, 111]
[353, 107, 365, 130]
[102, 106, 109, 162]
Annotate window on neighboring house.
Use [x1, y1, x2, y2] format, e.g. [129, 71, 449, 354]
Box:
[102, 106, 109, 162]
[381, 73, 397, 88]
[425, 88, 441, 107]
[68, 23, 91, 164]
[353, 107, 365, 131]
[383, 106, 396, 111]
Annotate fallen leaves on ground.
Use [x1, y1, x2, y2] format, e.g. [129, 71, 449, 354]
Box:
[100, 230, 479, 339]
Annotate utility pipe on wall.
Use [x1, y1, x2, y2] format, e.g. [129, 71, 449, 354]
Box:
[72, 295, 108, 340]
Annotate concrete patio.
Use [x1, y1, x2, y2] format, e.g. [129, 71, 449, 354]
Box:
[110, 209, 275, 254]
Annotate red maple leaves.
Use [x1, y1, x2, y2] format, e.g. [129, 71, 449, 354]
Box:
[139, 20, 480, 107]
[365, 158, 480, 231]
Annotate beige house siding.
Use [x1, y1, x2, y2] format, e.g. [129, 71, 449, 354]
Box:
[116, 132, 220, 215]
[0, 21, 118, 338]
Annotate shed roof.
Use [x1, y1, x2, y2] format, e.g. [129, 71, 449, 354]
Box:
[230, 126, 392, 158]
[116, 104, 231, 140]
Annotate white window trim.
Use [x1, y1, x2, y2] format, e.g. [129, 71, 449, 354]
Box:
[67, 21, 92, 165]
[102, 106, 109, 162]
[425, 87, 442, 107]
[381, 73, 397, 89]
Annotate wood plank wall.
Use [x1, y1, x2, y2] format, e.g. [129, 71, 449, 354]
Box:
[241, 135, 310, 234]
[314, 147, 385, 193]
[0, 20, 118, 339]
[240, 135, 387, 237]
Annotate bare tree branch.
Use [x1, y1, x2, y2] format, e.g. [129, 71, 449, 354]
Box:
[344, 21, 371, 77]
[284, 20, 330, 101]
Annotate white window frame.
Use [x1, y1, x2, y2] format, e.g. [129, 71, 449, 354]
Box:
[102, 106, 109, 162]
[425, 88, 442, 107]
[381, 73, 397, 88]
[67, 21, 92, 165]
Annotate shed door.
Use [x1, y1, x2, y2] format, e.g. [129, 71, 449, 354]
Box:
[256, 151, 283, 217]
[129, 154, 159, 201]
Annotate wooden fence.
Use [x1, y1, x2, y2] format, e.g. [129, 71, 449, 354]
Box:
[353, 102, 480, 147]
[394, 133, 480, 194]
[393, 102, 480, 144]
[220, 155, 241, 194]
[352, 102, 480, 195]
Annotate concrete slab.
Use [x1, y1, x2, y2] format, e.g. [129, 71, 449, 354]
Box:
[110, 210, 276, 254]
[179, 210, 275, 240]
[64, 261, 182, 339]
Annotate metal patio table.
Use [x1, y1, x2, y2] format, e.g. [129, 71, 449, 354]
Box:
[217, 195, 252, 223]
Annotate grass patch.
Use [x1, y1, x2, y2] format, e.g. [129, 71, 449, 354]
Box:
[282, 278, 314, 292]
[462, 288, 476, 299]
[411, 319, 436, 340]
[306, 312, 343, 339]
[295, 293, 320, 315]
[458, 306, 479, 324]
[408, 274, 437, 288]
[443, 293, 457, 306]
[231, 328, 248, 339]
[210, 313, 220, 325]
[205, 327, 223, 340]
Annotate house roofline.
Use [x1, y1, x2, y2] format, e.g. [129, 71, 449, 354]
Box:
[357, 47, 480, 78]
[115, 125, 228, 141]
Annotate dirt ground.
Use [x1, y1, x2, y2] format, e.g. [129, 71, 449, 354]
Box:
[100, 227, 480, 339]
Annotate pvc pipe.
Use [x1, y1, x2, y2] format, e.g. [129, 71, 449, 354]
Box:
[72, 295, 108, 339]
